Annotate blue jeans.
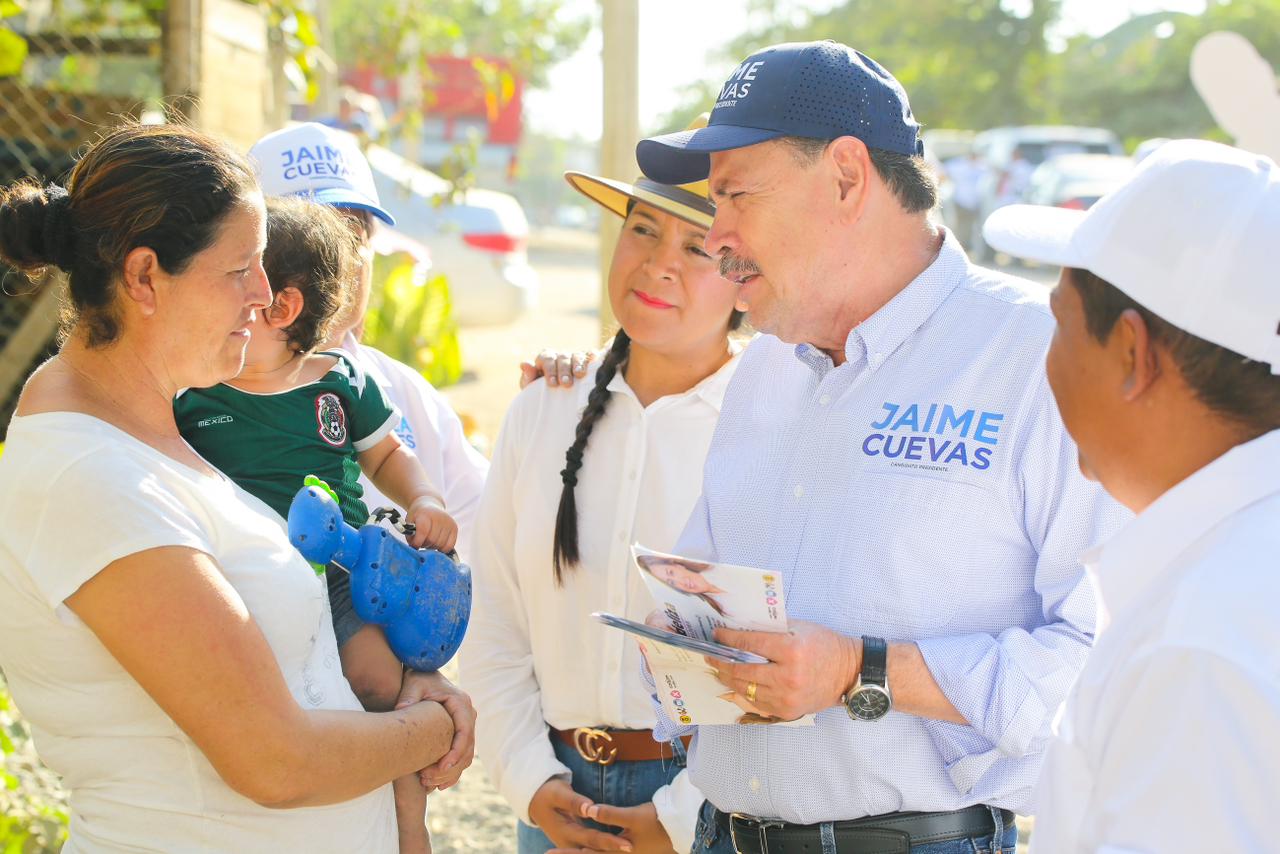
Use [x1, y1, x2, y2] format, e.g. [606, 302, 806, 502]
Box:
[516, 733, 689, 854]
[690, 801, 1018, 854]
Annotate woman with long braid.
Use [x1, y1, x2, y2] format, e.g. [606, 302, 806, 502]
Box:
[462, 120, 746, 854]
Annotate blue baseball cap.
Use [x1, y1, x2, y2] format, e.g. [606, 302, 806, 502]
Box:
[637, 41, 923, 186]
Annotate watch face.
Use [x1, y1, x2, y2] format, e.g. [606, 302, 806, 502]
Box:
[847, 685, 892, 721]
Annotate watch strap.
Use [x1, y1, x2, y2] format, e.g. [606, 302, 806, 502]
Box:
[860, 636, 888, 687]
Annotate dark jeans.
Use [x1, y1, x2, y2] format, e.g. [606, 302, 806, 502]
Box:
[516, 733, 689, 854]
[325, 563, 364, 648]
[691, 801, 1018, 854]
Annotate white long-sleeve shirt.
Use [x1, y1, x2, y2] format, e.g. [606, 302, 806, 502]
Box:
[645, 232, 1127, 823]
[461, 352, 740, 852]
[341, 334, 490, 559]
[1034, 428, 1280, 852]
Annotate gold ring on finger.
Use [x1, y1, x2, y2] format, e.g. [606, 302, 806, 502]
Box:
[746, 681, 758, 702]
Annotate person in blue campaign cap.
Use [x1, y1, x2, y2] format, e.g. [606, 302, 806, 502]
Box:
[638, 41, 922, 186]
[628, 40, 1129, 854]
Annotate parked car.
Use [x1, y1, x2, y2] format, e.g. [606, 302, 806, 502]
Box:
[364, 144, 538, 326]
[1024, 153, 1134, 211]
[970, 126, 1124, 259]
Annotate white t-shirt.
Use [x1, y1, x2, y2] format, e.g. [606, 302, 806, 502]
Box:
[0, 412, 396, 854]
[460, 351, 742, 852]
[342, 335, 490, 559]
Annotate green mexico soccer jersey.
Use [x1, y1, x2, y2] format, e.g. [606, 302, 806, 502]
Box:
[175, 351, 399, 529]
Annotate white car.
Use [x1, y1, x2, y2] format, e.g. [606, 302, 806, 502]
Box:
[970, 126, 1124, 260]
[1023, 153, 1134, 211]
[365, 144, 538, 326]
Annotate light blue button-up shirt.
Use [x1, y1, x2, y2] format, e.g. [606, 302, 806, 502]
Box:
[649, 231, 1129, 823]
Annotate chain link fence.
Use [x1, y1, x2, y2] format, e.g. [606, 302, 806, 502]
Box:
[0, 3, 162, 439]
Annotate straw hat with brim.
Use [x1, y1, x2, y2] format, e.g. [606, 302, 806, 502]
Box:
[564, 114, 716, 229]
[564, 172, 715, 229]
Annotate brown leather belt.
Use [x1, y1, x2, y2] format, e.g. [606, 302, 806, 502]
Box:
[551, 727, 692, 766]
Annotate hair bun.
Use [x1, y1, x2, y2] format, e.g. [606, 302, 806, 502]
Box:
[40, 185, 77, 272]
[0, 182, 76, 273]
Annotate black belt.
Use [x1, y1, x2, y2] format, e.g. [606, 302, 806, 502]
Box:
[716, 804, 1012, 854]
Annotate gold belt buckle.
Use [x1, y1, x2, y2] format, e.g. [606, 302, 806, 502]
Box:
[572, 727, 618, 765]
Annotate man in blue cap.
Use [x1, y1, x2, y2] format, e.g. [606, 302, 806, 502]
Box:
[632, 42, 1128, 854]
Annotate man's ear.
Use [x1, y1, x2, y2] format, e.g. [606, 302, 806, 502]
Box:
[1115, 307, 1161, 401]
[828, 136, 872, 220]
[264, 286, 305, 330]
[121, 247, 161, 316]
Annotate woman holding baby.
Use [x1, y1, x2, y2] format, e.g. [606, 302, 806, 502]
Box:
[0, 123, 470, 853]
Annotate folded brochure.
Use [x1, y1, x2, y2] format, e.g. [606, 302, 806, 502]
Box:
[591, 612, 768, 664]
[600, 544, 814, 727]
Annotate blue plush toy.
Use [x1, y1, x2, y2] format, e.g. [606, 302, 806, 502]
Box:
[287, 482, 472, 672]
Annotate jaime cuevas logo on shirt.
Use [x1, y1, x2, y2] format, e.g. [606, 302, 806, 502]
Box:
[862, 402, 1003, 472]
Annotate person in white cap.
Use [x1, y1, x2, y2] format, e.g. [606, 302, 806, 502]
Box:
[249, 122, 489, 561]
[249, 122, 484, 854]
[983, 138, 1280, 851]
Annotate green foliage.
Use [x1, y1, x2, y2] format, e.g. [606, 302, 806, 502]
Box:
[657, 0, 1061, 133]
[258, 0, 324, 104]
[330, 0, 589, 89]
[0, 676, 68, 854]
[435, 128, 483, 206]
[654, 0, 1280, 147]
[326, 0, 587, 210]
[0, 25, 24, 77]
[0, 0, 27, 78]
[362, 254, 462, 389]
[1051, 0, 1280, 145]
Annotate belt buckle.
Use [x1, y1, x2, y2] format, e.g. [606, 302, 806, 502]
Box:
[572, 727, 618, 765]
[729, 813, 785, 854]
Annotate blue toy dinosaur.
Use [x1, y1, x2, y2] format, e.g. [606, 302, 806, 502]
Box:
[287, 481, 472, 672]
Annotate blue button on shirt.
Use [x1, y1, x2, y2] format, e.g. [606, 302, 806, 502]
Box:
[648, 232, 1129, 823]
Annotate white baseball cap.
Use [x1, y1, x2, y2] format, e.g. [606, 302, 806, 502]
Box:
[983, 139, 1280, 374]
[249, 122, 395, 226]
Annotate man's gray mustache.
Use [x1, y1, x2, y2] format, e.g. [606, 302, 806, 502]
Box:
[719, 253, 761, 280]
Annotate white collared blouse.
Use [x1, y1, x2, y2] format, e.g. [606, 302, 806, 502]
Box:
[461, 348, 742, 850]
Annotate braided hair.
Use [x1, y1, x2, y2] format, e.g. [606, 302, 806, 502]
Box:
[551, 330, 632, 583]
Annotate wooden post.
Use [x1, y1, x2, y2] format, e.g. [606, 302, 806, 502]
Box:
[162, 0, 202, 123]
[314, 0, 339, 117]
[598, 0, 639, 340]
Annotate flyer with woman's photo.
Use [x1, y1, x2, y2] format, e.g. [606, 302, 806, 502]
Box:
[601, 545, 814, 727]
[632, 545, 788, 638]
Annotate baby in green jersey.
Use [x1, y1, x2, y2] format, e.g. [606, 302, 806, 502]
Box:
[176, 197, 454, 854]
[175, 197, 456, 670]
